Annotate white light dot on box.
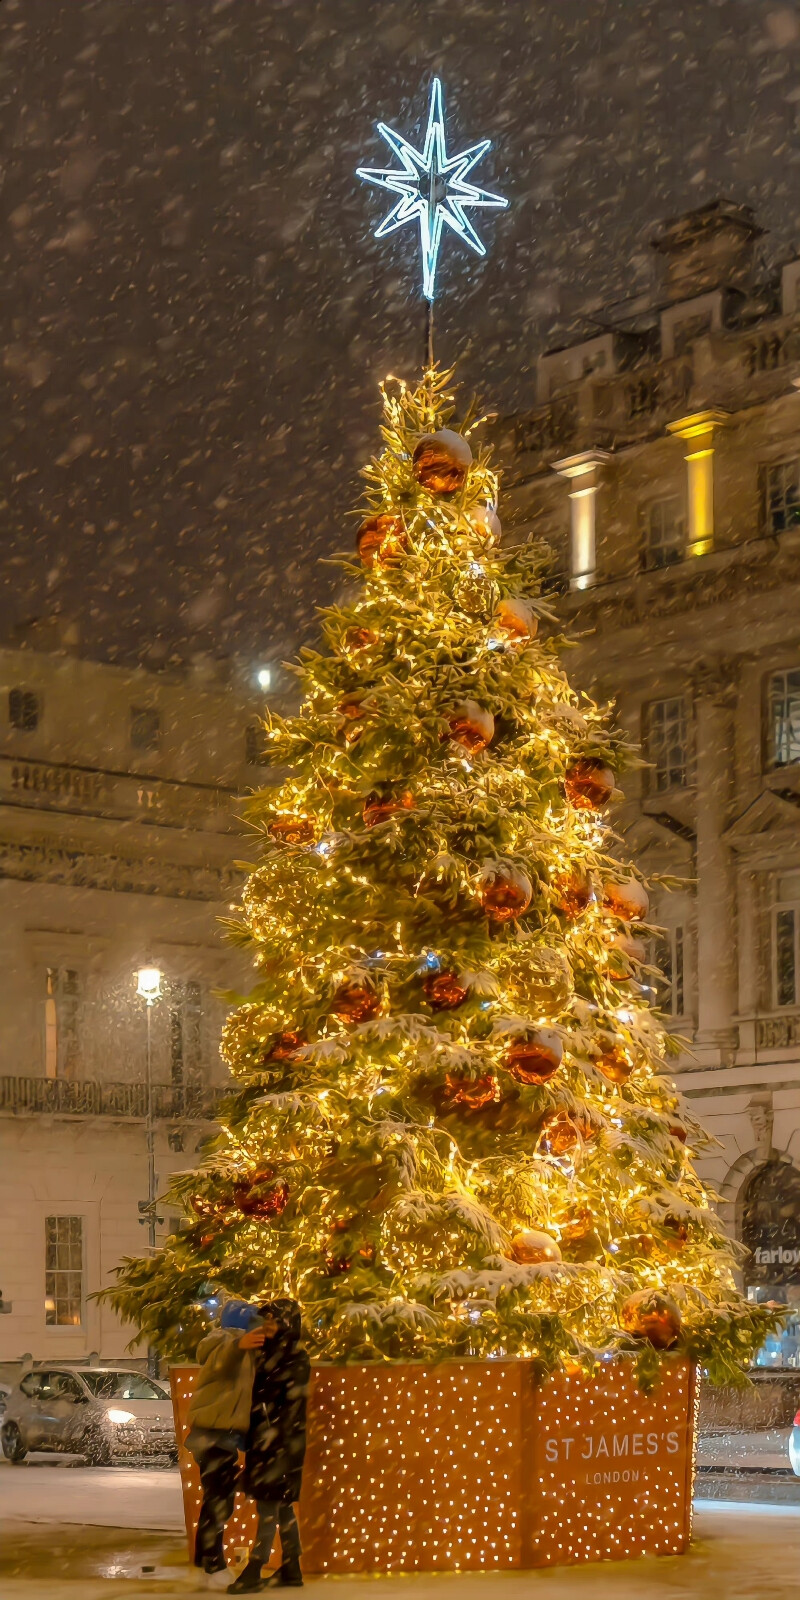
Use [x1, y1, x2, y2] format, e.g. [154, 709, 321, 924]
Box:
[171, 1356, 697, 1573]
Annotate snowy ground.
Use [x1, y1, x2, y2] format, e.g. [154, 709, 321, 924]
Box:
[0, 1456, 185, 1530]
[2, 1459, 800, 1598]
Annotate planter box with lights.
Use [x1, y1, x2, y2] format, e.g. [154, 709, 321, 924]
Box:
[171, 1356, 697, 1572]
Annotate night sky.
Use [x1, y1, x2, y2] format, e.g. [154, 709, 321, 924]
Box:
[3, 0, 800, 675]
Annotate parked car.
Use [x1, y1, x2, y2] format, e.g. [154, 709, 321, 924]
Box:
[0, 1367, 177, 1465]
[0, 1382, 11, 1419]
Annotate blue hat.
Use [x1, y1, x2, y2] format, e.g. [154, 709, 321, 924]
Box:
[219, 1299, 261, 1333]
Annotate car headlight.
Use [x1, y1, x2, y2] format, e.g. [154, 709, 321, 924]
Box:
[107, 1408, 136, 1425]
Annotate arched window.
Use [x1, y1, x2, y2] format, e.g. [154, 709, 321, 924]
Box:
[741, 1160, 800, 1291]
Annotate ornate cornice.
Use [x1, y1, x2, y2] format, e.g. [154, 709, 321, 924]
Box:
[0, 836, 239, 902]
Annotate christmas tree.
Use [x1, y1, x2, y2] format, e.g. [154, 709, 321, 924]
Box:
[105, 368, 778, 1386]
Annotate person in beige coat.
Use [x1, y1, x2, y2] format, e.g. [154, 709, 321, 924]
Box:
[186, 1300, 267, 1581]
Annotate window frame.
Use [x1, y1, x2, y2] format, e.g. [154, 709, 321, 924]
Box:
[44, 1215, 84, 1328]
[766, 667, 800, 770]
[643, 695, 689, 794]
[129, 704, 162, 754]
[650, 925, 686, 1018]
[772, 901, 800, 1011]
[641, 495, 686, 572]
[761, 457, 800, 536]
[9, 686, 41, 733]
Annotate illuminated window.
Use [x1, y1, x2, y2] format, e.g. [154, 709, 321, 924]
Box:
[762, 459, 800, 534]
[643, 697, 687, 791]
[9, 687, 41, 732]
[768, 668, 800, 768]
[44, 968, 81, 1080]
[130, 704, 161, 752]
[642, 497, 685, 570]
[45, 1216, 83, 1326]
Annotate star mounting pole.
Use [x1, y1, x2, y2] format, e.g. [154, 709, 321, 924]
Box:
[357, 79, 508, 371]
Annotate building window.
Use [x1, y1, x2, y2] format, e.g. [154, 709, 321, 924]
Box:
[642, 498, 685, 571]
[130, 705, 161, 752]
[9, 687, 41, 732]
[644, 697, 688, 792]
[651, 926, 685, 1016]
[773, 905, 799, 1009]
[762, 459, 800, 534]
[245, 721, 270, 766]
[169, 979, 203, 1087]
[768, 669, 800, 767]
[44, 1216, 83, 1326]
[44, 968, 81, 1081]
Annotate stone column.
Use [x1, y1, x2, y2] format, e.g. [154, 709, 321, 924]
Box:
[692, 660, 739, 1064]
[551, 450, 611, 590]
[666, 410, 729, 557]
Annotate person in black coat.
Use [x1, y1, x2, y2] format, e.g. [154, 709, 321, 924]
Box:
[228, 1298, 310, 1595]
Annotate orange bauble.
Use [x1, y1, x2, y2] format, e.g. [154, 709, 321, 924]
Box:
[603, 877, 650, 921]
[235, 1170, 290, 1221]
[447, 700, 495, 753]
[663, 1214, 689, 1248]
[554, 869, 592, 919]
[668, 1122, 688, 1144]
[412, 428, 473, 493]
[356, 513, 407, 569]
[338, 693, 365, 720]
[424, 970, 469, 1010]
[559, 1212, 604, 1263]
[363, 790, 415, 828]
[467, 503, 502, 544]
[536, 1109, 596, 1157]
[564, 758, 616, 810]
[344, 625, 378, 653]
[596, 1044, 634, 1085]
[267, 1030, 306, 1063]
[479, 862, 533, 922]
[441, 1070, 497, 1111]
[505, 1028, 563, 1085]
[495, 596, 537, 643]
[330, 982, 381, 1024]
[269, 815, 315, 846]
[510, 1228, 562, 1265]
[620, 1288, 682, 1349]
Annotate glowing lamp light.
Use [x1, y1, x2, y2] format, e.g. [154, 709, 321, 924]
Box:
[136, 966, 162, 1004]
[357, 78, 508, 302]
[256, 666, 272, 690]
[107, 1408, 136, 1425]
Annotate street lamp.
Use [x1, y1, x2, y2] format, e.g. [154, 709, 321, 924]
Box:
[135, 964, 162, 1377]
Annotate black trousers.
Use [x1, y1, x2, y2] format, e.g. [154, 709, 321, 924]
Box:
[252, 1500, 302, 1565]
[194, 1443, 240, 1568]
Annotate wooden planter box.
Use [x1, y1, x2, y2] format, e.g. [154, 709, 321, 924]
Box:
[171, 1356, 697, 1572]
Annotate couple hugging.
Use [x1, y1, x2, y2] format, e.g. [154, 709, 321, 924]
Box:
[186, 1297, 309, 1593]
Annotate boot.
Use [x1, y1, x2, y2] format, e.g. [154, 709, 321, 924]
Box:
[264, 1558, 303, 1588]
[227, 1559, 265, 1594]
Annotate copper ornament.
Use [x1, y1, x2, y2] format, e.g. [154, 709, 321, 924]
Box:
[479, 863, 533, 922]
[447, 700, 495, 753]
[412, 428, 473, 494]
[267, 1031, 306, 1063]
[363, 789, 415, 828]
[269, 816, 315, 846]
[596, 1045, 634, 1085]
[330, 981, 381, 1025]
[603, 877, 650, 921]
[424, 969, 469, 1010]
[441, 1070, 497, 1111]
[509, 1228, 562, 1265]
[620, 1288, 682, 1350]
[505, 1028, 563, 1086]
[356, 513, 407, 569]
[554, 869, 592, 919]
[494, 596, 537, 643]
[564, 758, 616, 810]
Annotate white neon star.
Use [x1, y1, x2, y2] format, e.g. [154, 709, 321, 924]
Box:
[357, 78, 508, 302]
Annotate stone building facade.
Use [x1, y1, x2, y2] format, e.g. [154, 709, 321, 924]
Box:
[496, 201, 800, 1369]
[0, 635, 278, 1366]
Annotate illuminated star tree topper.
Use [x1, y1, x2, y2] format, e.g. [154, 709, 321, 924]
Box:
[357, 78, 508, 304]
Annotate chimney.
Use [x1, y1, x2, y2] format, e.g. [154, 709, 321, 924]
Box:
[651, 199, 764, 304]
